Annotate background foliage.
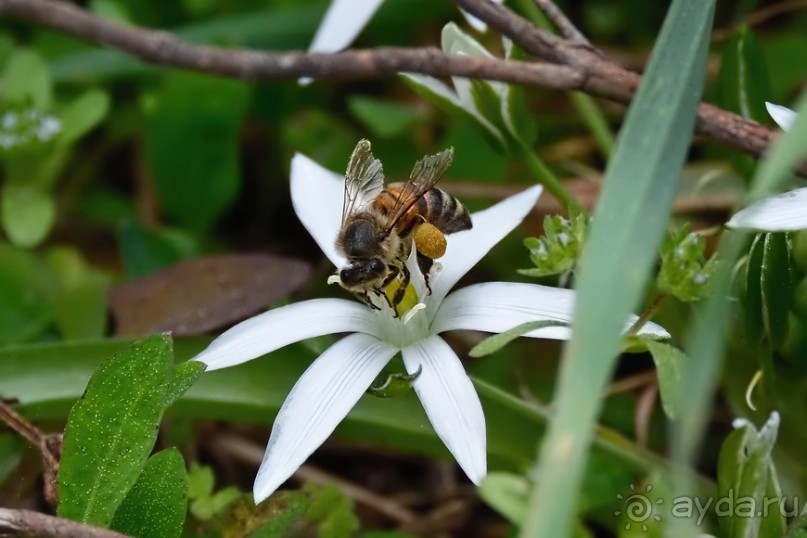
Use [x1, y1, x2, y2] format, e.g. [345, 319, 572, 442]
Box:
[0, 0, 806, 536]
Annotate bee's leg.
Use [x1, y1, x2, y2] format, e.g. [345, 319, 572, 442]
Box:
[417, 253, 434, 294]
[378, 265, 401, 312]
[355, 291, 381, 310]
[391, 263, 411, 309]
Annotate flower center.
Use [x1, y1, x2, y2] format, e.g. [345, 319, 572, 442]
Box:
[384, 278, 421, 318]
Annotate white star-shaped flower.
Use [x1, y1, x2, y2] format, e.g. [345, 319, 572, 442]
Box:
[192, 153, 669, 503]
[726, 102, 805, 231]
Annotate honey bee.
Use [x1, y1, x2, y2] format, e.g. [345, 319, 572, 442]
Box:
[335, 139, 471, 313]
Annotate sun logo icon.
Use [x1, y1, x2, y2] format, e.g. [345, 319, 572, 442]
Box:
[614, 483, 663, 532]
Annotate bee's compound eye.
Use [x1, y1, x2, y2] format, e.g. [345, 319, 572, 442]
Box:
[368, 259, 386, 275]
[340, 267, 357, 285]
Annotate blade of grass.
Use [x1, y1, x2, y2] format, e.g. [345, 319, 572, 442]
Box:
[519, 0, 715, 536]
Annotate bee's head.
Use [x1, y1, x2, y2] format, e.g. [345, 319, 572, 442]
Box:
[339, 258, 387, 289]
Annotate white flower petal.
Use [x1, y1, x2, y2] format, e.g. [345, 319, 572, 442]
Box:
[766, 102, 796, 131]
[726, 186, 807, 231]
[193, 299, 376, 370]
[253, 332, 397, 503]
[290, 153, 346, 267]
[402, 335, 486, 484]
[308, 0, 385, 53]
[428, 185, 543, 304]
[433, 282, 670, 339]
[460, 9, 488, 32]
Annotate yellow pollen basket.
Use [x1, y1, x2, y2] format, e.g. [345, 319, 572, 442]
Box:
[385, 278, 420, 318]
[413, 222, 447, 259]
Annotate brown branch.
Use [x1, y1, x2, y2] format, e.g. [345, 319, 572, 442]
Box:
[0, 398, 63, 507]
[532, 0, 591, 46]
[0, 0, 795, 173]
[0, 0, 581, 88]
[0, 508, 128, 538]
[452, 0, 799, 174]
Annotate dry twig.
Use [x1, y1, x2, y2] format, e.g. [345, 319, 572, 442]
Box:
[0, 0, 795, 173]
[0, 508, 128, 538]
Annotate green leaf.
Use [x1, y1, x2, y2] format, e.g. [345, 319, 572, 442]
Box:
[643, 339, 685, 420]
[187, 463, 240, 521]
[57, 334, 173, 526]
[1, 48, 51, 108]
[718, 26, 770, 123]
[226, 490, 309, 538]
[479, 472, 529, 525]
[744, 234, 765, 345]
[1, 183, 56, 248]
[304, 483, 360, 538]
[146, 72, 251, 231]
[57, 89, 110, 146]
[522, 0, 715, 535]
[165, 360, 206, 408]
[347, 96, 422, 139]
[110, 448, 188, 538]
[0, 433, 22, 487]
[53, 282, 108, 340]
[116, 220, 192, 279]
[759, 232, 794, 349]
[0, 244, 55, 344]
[469, 320, 569, 358]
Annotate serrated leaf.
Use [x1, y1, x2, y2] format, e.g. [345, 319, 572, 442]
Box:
[643, 339, 685, 420]
[110, 448, 188, 538]
[146, 72, 251, 231]
[469, 320, 569, 357]
[57, 334, 173, 526]
[57, 89, 110, 146]
[1, 48, 51, 109]
[1, 183, 56, 248]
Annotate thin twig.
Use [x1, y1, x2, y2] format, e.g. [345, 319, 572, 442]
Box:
[532, 0, 591, 46]
[0, 0, 793, 173]
[0, 508, 128, 538]
[212, 434, 419, 525]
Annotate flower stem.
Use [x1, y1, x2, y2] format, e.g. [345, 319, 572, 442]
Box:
[627, 293, 668, 335]
[471, 377, 716, 492]
[516, 141, 584, 214]
[568, 91, 615, 157]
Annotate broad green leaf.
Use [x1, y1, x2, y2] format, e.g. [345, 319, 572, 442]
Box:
[1, 183, 56, 248]
[759, 233, 794, 349]
[1, 48, 51, 108]
[643, 340, 685, 420]
[347, 96, 421, 139]
[479, 472, 529, 525]
[57, 89, 110, 146]
[522, 0, 715, 535]
[469, 320, 569, 358]
[146, 72, 251, 231]
[0, 244, 55, 344]
[165, 360, 206, 408]
[57, 334, 173, 526]
[110, 448, 188, 538]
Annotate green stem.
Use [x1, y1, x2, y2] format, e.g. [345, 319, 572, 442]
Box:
[627, 293, 668, 335]
[472, 377, 716, 493]
[517, 142, 584, 214]
[569, 91, 615, 157]
[514, 0, 616, 159]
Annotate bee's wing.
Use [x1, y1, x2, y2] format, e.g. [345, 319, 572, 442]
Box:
[383, 147, 454, 233]
[342, 139, 385, 224]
